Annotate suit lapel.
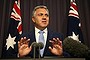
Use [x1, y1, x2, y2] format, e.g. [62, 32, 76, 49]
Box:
[29, 30, 39, 57]
[29, 30, 36, 43]
[44, 30, 53, 56]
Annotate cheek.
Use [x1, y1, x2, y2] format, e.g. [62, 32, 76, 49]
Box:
[35, 19, 41, 24]
[47, 18, 49, 23]
[34, 17, 40, 23]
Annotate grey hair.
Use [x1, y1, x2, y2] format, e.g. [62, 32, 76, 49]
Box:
[32, 5, 49, 17]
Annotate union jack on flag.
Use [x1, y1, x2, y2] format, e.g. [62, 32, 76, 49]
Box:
[10, 0, 22, 34]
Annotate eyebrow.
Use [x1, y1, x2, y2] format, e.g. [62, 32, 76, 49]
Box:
[38, 13, 49, 15]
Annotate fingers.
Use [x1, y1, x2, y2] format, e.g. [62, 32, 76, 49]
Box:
[18, 37, 30, 48]
[49, 46, 52, 52]
[19, 37, 29, 43]
[18, 44, 32, 57]
[49, 45, 61, 50]
[29, 46, 32, 51]
[49, 45, 61, 53]
[49, 38, 62, 46]
[49, 45, 63, 55]
[19, 44, 28, 50]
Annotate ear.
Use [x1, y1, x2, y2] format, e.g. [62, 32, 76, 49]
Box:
[32, 16, 35, 23]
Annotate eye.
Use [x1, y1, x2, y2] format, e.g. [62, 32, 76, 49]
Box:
[45, 14, 49, 17]
[38, 13, 43, 16]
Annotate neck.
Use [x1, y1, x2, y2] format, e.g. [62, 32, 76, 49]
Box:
[35, 26, 46, 31]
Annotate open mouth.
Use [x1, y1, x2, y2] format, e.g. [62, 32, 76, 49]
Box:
[42, 20, 47, 23]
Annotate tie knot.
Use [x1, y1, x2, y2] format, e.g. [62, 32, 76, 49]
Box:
[39, 30, 44, 34]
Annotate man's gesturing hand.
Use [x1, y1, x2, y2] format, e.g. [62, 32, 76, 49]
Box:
[18, 37, 32, 57]
[49, 38, 63, 56]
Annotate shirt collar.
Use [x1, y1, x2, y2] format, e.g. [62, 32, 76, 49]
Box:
[35, 27, 47, 34]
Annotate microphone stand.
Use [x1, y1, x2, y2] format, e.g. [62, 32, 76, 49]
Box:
[31, 42, 37, 60]
[38, 46, 41, 60]
[38, 42, 44, 60]
[33, 46, 36, 60]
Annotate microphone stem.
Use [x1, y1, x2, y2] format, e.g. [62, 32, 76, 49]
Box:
[39, 47, 40, 60]
[34, 47, 35, 60]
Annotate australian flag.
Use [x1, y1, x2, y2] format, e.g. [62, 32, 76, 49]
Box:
[2, 0, 22, 58]
[67, 0, 84, 43]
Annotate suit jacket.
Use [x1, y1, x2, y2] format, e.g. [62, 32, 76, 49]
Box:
[16, 29, 63, 58]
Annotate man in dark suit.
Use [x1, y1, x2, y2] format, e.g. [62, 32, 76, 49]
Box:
[18, 5, 63, 58]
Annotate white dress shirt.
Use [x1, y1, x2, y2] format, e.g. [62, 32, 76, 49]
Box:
[35, 27, 48, 47]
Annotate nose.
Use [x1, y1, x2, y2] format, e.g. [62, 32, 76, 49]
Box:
[42, 15, 46, 20]
[42, 18, 46, 20]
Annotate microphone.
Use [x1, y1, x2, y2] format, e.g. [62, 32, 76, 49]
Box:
[31, 42, 38, 59]
[63, 37, 89, 57]
[38, 42, 44, 49]
[31, 42, 38, 47]
[31, 42, 44, 59]
[38, 42, 44, 59]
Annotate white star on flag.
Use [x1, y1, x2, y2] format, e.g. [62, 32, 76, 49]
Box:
[68, 32, 81, 42]
[6, 34, 16, 50]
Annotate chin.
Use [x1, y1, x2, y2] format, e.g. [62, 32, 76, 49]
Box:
[40, 26, 47, 29]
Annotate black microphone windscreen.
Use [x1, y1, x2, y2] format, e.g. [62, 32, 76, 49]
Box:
[63, 37, 89, 57]
[38, 42, 44, 49]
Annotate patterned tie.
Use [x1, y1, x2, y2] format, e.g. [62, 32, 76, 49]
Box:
[38, 30, 45, 57]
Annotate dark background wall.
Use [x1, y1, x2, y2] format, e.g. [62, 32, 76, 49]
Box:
[0, 0, 90, 57]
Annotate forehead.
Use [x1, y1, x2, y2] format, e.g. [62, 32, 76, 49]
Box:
[35, 8, 48, 14]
